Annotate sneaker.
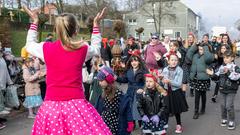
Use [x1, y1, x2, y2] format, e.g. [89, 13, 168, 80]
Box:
[27, 114, 36, 119]
[175, 125, 183, 134]
[221, 119, 227, 127]
[0, 122, 6, 130]
[0, 110, 10, 115]
[200, 110, 205, 115]
[211, 95, 217, 103]
[0, 118, 7, 123]
[228, 121, 235, 130]
[193, 113, 199, 119]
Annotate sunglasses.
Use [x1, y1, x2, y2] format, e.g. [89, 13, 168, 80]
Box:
[152, 37, 158, 40]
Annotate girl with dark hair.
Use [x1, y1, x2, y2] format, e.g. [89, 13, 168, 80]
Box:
[116, 50, 148, 127]
[211, 44, 231, 102]
[187, 43, 214, 119]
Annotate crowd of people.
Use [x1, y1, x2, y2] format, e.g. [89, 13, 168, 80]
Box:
[0, 6, 240, 135]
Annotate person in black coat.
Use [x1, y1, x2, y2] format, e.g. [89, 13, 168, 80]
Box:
[95, 66, 134, 135]
[100, 38, 112, 67]
[122, 36, 139, 63]
[137, 73, 167, 135]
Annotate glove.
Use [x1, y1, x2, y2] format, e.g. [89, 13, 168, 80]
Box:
[127, 121, 134, 132]
[142, 115, 150, 123]
[150, 115, 160, 125]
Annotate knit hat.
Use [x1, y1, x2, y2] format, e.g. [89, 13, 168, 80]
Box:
[151, 33, 159, 39]
[97, 66, 115, 84]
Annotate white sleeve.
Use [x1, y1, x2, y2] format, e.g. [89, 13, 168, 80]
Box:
[85, 27, 101, 61]
[25, 24, 45, 62]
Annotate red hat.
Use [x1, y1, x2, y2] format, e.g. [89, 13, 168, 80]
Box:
[144, 73, 157, 82]
[102, 38, 108, 48]
[166, 50, 178, 60]
[109, 39, 115, 47]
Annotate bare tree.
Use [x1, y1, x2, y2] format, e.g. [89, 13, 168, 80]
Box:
[55, 0, 64, 14]
[125, 0, 144, 11]
[142, 0, 178, 34]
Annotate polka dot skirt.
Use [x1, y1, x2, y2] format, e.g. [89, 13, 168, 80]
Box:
[31, 99, 112, 135]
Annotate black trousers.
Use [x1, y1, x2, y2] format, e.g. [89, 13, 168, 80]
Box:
[166, 113, 181, 125]
[83, 83, 90, 101]
[195, 90, 206, 113]
[39, 81, 46, 100]
[213, 82, 220, 96]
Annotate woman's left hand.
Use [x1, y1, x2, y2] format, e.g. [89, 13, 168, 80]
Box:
[93, 7, 107, 27]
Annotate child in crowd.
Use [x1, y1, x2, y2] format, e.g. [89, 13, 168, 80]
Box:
[163, 41, 182, 64]
[211, 44, 231, 102]
[22, 58, 43, 118]
[116, 50, 148, 126]
[207, 51, 240, 130]
[89, 56, 104, 106]
[161, 52, 188, 134]
[155, 40, 182, 68]
[96, 66, 134, 135]
[137, 73, 167, 135]
[187, 43, 214, 119]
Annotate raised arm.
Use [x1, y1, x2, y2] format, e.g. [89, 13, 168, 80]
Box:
[23, 6, 44, 61]
[85, 7, 107, 61]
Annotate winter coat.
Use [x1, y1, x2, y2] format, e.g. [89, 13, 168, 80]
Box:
[162, 66, 183, 91]
[100, 43, 112, 62]
[22, 65, 41, 96]
[211, 62, 240, 94]
[95, 92, 133, 135]
[89, 71, 102, 106]
[187, 45, 214, 81]
[116, 68, 147, 99]
[137, 89, 166, 118]
[144, 43, 167, 69]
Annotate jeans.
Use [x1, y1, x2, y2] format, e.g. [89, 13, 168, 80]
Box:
[194, 90, 206, 113]
[0, 90, 5, 111]
[220, 93, 235, 121]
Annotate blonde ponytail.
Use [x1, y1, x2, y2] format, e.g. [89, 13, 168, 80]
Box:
[55, 13, 84, 50]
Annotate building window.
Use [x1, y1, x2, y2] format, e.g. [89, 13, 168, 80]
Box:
[175, 32, 181, 38]
[128, 19, 137, 25]
[146, 19, 154, 23]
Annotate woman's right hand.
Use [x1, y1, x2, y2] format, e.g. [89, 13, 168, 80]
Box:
[22, 6, 39, 24]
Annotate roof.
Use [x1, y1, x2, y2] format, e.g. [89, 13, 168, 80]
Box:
[37, 3, 58, 15]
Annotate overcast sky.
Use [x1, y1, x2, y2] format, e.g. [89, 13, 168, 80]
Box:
[181, 0, 240, 38]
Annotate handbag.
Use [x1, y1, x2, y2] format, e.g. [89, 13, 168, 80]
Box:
[5, 85, 20, 108]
